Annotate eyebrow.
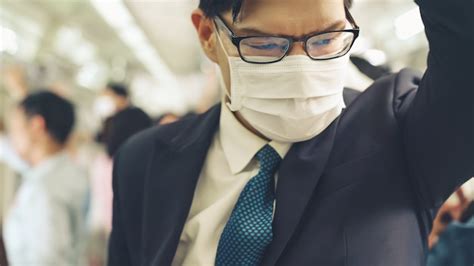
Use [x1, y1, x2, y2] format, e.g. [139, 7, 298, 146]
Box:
[235, 20, 348, 37]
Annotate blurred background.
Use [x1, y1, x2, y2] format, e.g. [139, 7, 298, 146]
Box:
[0, 0, 472, 265]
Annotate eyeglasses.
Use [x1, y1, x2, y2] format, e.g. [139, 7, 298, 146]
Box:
[214, 7, 360, 64]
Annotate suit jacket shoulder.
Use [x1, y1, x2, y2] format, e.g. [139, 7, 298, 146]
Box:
[113, 106, 220, 198]
[329, 68, 422, 169]
[116, 112, 198, 180]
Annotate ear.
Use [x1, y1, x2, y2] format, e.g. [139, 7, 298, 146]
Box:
[30, 115, 46, 133]
[191, 9, 218, 63]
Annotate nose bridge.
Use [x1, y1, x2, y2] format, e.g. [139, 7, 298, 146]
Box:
[288, 40, 306, 56]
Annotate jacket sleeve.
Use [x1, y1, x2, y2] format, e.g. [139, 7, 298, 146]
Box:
[403, 0, 474, 208]
[108, 150, 132, 266]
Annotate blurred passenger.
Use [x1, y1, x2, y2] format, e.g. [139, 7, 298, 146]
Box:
[429, 188, 470, 248]
[104, 108, 152, 157]
[427, 201, 474, 266]
[88, 101, 152, 266]
[95, 82, 150, 145]
[3, 91, 89, 266]
[94, 83, 131, 120]
[90, 82, 151, 232]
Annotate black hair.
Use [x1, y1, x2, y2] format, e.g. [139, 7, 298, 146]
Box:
[19, 90, 75, 145]
[106, 82, 129, 98]
[199, 0, 354, 22]
[103, 107, 152, 157]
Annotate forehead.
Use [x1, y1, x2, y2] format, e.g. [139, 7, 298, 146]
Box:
[222, 0, 346, 36]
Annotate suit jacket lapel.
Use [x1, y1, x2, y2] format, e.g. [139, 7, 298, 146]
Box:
[141, 105, 221, 265]
[262, 117, 340, 266]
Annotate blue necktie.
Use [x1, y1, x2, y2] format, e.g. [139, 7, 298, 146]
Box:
[216, 145, 282, 266]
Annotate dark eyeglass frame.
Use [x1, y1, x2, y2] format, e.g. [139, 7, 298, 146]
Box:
[214, 7, 360, 64]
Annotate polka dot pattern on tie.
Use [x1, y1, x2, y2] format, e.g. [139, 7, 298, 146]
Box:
[216, 145, 282, 266]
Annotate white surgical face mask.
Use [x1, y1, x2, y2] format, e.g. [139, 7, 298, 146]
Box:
[217, 30, 349, 143]
[94, 96, 116, 119]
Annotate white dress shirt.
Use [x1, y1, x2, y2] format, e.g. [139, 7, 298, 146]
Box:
[171, 104, 291, 266]
[3, 152, 89, 266]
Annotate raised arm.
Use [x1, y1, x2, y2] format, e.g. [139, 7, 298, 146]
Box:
[403, 0, 474, 208]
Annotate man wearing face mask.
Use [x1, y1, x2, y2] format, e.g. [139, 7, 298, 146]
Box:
[108, 0, 474, 265]
[94, 83, 131, 120]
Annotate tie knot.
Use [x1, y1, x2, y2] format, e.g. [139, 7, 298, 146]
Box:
[256, 145, 282, 174]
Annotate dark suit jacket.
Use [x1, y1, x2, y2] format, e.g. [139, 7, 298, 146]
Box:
[108, 0, 473, 264]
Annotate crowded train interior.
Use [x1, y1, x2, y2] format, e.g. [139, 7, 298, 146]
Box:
[0, 0, 472, 265]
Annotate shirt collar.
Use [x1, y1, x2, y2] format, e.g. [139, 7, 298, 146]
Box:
[219, 103, 291, 175]
[25, 151, 67, 180]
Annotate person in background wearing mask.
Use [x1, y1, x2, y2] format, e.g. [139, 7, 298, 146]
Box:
[94, 83, 131, 119]
[3, 91, 89, 266]
[95, 83, 151, 145]
[108, 0, 473, 265]
[88, 83, 152, 266]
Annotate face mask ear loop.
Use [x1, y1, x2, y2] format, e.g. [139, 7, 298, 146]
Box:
[214, 20, 241, 112]
[214, 22, 229, 58]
